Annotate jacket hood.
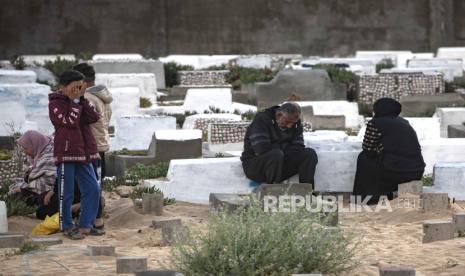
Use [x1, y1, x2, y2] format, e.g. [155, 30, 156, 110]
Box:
[86, 85, 113, 104]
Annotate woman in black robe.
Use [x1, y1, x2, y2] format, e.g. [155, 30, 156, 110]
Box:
[353, 98, 425, 204]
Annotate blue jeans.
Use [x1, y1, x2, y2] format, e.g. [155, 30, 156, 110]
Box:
[57, 162, 100, 230]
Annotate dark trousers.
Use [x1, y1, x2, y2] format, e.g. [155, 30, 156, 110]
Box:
[242, 148, 318, 188]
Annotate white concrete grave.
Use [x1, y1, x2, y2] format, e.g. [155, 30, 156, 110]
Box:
[407, 58, 463, 78]
[22, 55, 76, 65]
[154, 129, 202, 141]
[110, 115, 176, 151]
[397, 52, 434, 69]
[381, 67, 455, 82]
[357, 117, 441, 141]
[296, 58, 376, 75]
[183, 88, 233, 113]
[293, 101, 361, 129]
[108, 87, 141, 126]
[423, 162, 465, 200]
[0, 70, 37, 83]
[95, 73, 157, 102]
[235, 55, 272, 69]
[355, 51, 413, 66]
[435, 107, 465, 137]
[421, 139, 465, 174]
[159, 55, 239, 70]
[437, 47, 465, 69]
[92, 54, 143, 61]
[0, 83, 53, 135]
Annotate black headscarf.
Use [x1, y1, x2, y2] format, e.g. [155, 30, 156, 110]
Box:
[373, 98, 401, 118]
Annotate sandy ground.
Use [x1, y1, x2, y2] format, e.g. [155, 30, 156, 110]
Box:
[1, 193, 465, 275]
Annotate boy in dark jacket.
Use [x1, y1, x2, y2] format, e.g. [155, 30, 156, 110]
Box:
[241, 103, 318, 188]
[48, 70, 104, 239]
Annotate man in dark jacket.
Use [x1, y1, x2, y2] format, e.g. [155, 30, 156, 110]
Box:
[241, 103, 318, 188]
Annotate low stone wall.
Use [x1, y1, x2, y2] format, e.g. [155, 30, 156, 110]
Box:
[359, 73, 445, 104]
[178, 70, 229, 86]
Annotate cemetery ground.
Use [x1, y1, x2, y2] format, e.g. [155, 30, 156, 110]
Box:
[2, 191, 465, 275]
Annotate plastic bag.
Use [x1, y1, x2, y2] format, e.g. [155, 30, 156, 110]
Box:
[31, 212, 60, 236]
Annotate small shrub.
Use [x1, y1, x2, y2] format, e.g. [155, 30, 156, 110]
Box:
[422, 174, 433, 187]
[76, 52, 93, 61]
[214, 152, 226, 158]
[140, 97, 153, 108]
[205, 64, 228, 70]
[164, 62, 195, 87]
[103, 163, 169, 191]
[0, 194, 37, 217]
[129, 186, 175, 206]
[241, 110, 257, 121]
[9, 55, 27, 70]
[312, 64, 358, 86]
[375, 58, 395, 73]
[0, 149, 12, 161]
[43, 57, 79, 79]
[225, 66, 277, 89]
[165, 111, 197, 128]
[172, 203, 359, 275]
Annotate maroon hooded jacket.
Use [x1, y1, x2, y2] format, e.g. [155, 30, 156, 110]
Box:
[48, 92, 101, 164]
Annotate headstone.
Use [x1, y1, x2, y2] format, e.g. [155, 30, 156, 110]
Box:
[0, 201, 8, 233]
[0, 70, 37, 83]
[107, 86, 141, 126]
[183, 88, 233, 113]
[90, 59, 166, 90]
[435, 107, 465, 137]
[407, 58, 463, 78]
[159, 55, 238, 70]
[209, 193, 251, 212]
[378, 265, 416, 276]
[95, 73, 158, 102]
[93, 54, 143, 61]
[295, 101, 360, 129]
[400, 94, 465, 117]
[142, 193, 164, 215]
[0, 234, 25, 248]
[148, 130, 202, 162]
[304, 115, 346, 130]
[31, 237, 63, 246]
[425, 162, 465, 200]
[437, 47, 465, 68]
[116, 256, 147, 274]
[87, 244, 115, 256]
[355, 51, 412, 66]
[453, 213, 465, 233]
[423, 220, 455, 243]
[110, 115, 176, 151]
[422, 193, 449, 211]
[256, 70, 345, 109]
[448, 125, 465, 138]
[398, 181, 423, 196]
[161, 220, 182, 246]
[152, 218, 182, 230]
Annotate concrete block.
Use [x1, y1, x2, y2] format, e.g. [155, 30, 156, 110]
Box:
[152, 218, 182, 230]
[256, 70, 345, 109]
[378, 265, 416, 276]
[183, 88, 233, 113]
[448, 125, 465, 138]
[161, 220, 182, 246]
[0, 70, 37, 83]
[296, 101, 360, 129]
[0, 234, 25, 248]
[106, 86, 141, 126]
[453, 213, 465, 232]
[142, 193, 164, 215]
[423, 220, 455, 243]
[209, 193, 251, 212]
[116, 256, 147, 274]
[31, 237, 63, 246]
[0, 201, 7, 233]
[426, 162, 465, 200]
[300, 105, 315, 120]
[305, 115, 346, 130]
[135, 270, 178, 276]
[435, 107, 465, 137]
[90, 59, 166, 90]
[148, 130, 202, 162]
[400, 94, 465, 117]
[398, 181, 423, 196]
[87, 244, 115, 256]
[355, 51, 412, 66]
[422, 193, 449, 211]
[113, 155, 155, 177]
[93, 54, 143, 60]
